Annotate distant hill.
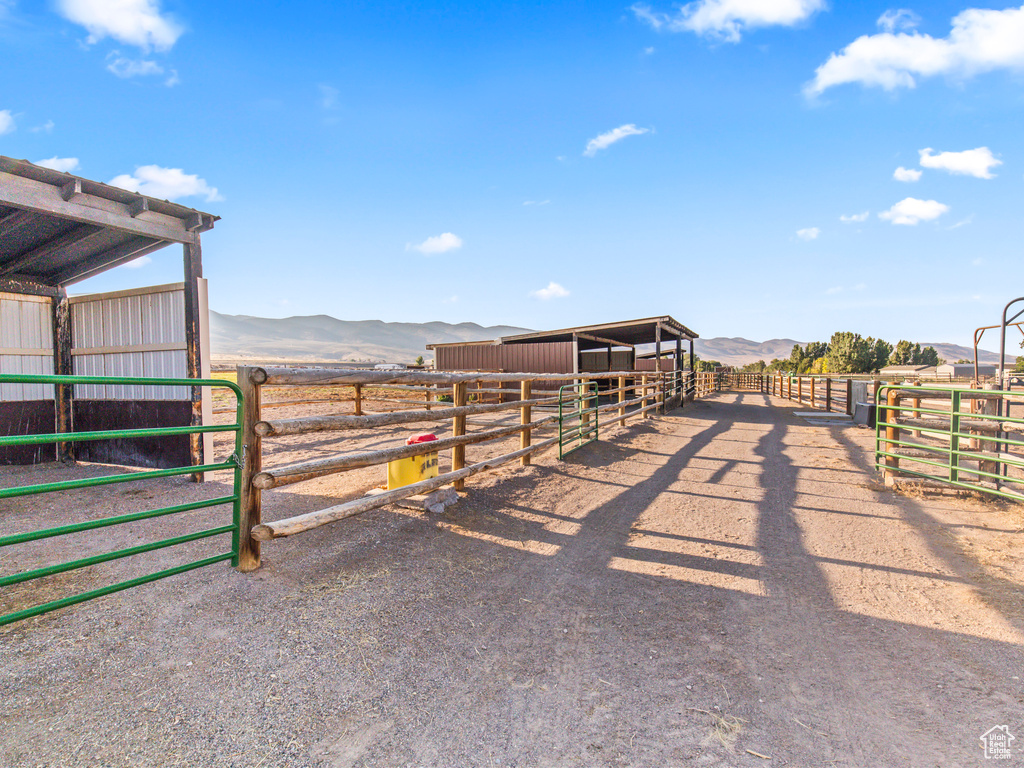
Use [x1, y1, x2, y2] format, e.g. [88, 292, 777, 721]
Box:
[209, 312, 532, 364]
[209, 312, 1003, 367]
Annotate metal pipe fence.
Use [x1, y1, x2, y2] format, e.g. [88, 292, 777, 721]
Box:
[0, 373, 244, 627]
[874, 384, 1024, 502]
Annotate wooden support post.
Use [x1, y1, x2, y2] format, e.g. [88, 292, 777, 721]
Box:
[846, 379, 853, 416]
[884, 388, 900, 482]
[452, 381, 467, 489]
[353, 384, 362, 416]
[641, 374, 649, 417]
[425, 384, 432, 411]
[660, 373, 666, 412]
[810, 377, 816, 407]
[825, 377, 832, 413]
[52, 289, 73, 463]
[618, 375, 626, 420]
[182, 240, 204, 475]
[237, 366, 262, 572]
[797, 376, 803, 404]
[519, 380, 532, 466]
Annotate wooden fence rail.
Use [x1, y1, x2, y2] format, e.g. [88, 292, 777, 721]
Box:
[236, 366, 722, 570]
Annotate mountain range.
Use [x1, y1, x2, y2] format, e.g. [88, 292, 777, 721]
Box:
[209, 312, 1002, 367]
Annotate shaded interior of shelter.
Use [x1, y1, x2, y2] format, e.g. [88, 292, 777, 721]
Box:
[0, 156, 217, 468]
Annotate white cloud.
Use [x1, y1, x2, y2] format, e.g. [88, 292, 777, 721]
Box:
[523, 200, 550, 206]
[164, 69, 179, 87]
[893, 166, 922, 182]
[825, 286, 843, 295]
[840, 211, 869, 223]
[643, 46, 656, 55]
[971, 256, 984, 266]
[949, 215, 974, 230]
[109, 165, 222, 202]
[35, 157, 80, 172]
[878, 197, 949, 225]
[919, 146, 1001, 178]
[583, 124, 649, 157]
[806, 5, 1024, 96]
[318, 84, 339, 109]
[796, 227, 820, 241]
[118, 255, 151, 269]
[530, 282, 570, 300]
[30, 120, 55, 134]
[57, 0, 183, 51]
[407, 232, 463, 255]
[877, 9, 920, 34]
[0, 109, 14, 135]
[106, 54, 163, 78]
[632, 0, 825, 43]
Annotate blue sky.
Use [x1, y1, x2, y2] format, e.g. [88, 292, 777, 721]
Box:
[3, 0, 1024, 347]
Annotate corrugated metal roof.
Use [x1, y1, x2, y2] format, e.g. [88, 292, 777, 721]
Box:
[0, 157, 218, 288]
[427, 315, 698, 350]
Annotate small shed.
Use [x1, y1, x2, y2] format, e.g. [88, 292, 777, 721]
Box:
[427, 316, 698, 375]
[0, 156, 218, 467]
[937, 362, 996, 379]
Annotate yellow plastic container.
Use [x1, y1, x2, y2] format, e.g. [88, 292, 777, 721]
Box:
[387, 435, 439, 489]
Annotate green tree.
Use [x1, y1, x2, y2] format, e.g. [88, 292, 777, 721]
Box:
[414, 355, 424, 366]
[827, 332, 872, 373]
[1014, 356, 1024, 373]
[870, 339, 892, 372]
[918, 346, 939, 367]
[889, 340, 915, 366]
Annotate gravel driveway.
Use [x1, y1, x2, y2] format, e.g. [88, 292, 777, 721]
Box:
[2, 391, 1023, 767]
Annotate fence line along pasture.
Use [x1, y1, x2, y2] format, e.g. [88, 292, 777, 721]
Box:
[235, 366, 722, 570]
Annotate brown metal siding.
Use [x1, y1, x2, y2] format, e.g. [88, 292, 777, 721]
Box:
[634, 358, 675, 372]
[579, 350, 632, 372]
[435, 342, 574, 374]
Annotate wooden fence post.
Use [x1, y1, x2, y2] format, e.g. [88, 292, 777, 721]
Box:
[846, 379, 853, 415]
[798, 376, 803, 404]
[618, 375, 627, 421]
[425, 383, 432, 411]
[520, 380, 532, 466]
[911, 381, 922, 438]
[825, 377, 832, 412]
[237, 366, 262, 572]
[810, 377, 816, 407]
[641, 374, 649, 416]
[452, 382, 467, 490]
[353, 384, 362, 416]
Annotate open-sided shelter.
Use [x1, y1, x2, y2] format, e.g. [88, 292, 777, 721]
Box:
[0, 156, 218, 467]
[427, 316, 698, 375]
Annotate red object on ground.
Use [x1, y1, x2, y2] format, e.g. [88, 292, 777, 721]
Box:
[406, 433, 437, 445]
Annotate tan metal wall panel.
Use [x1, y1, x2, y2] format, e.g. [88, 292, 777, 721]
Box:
[0, 295, 54, 401]
[71, 286, 188, 400]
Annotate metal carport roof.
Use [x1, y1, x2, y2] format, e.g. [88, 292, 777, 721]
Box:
[0, 156, 218, 290]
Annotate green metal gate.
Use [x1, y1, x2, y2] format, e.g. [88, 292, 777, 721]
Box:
[0, 373, 244, 627]
[557, 382, 598, 459]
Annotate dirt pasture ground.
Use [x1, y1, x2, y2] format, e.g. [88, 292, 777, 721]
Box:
[2, 391, 1024, 767]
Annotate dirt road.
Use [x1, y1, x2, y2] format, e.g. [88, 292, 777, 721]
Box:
[2, 391, 1023, 766]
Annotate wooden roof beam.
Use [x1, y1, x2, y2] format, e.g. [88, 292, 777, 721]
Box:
[0, 224, 106, 277]
[51, 237, 170, 285]
[0, 171, 198, 244]
[576, 331, 635, 348]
